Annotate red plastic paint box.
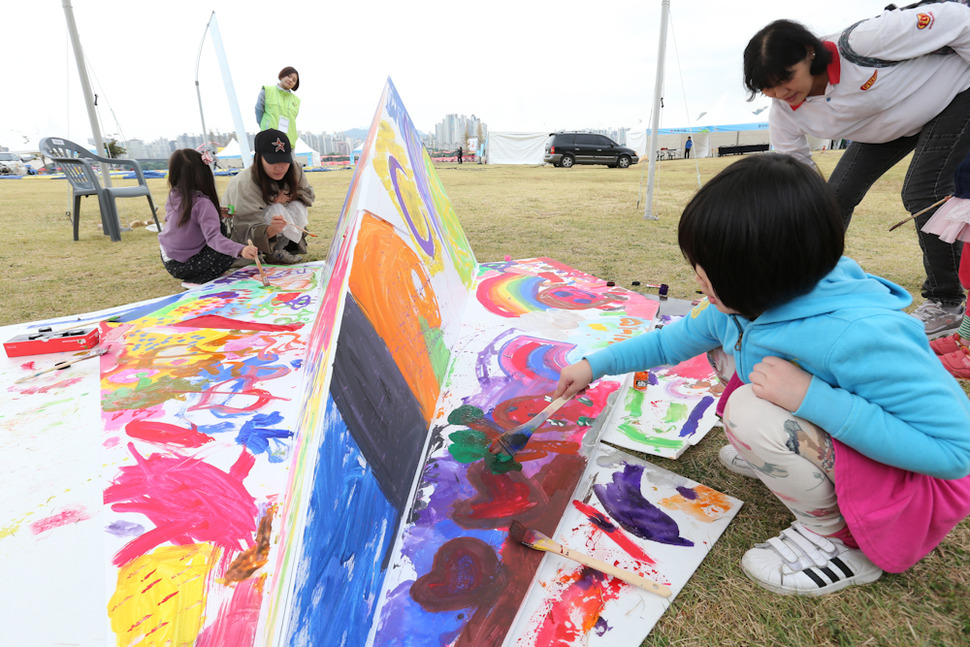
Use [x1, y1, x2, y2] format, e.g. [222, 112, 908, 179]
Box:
[3, 326, 100, 357]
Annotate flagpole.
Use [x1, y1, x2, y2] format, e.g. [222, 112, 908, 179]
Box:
[644, 0, 670, 220]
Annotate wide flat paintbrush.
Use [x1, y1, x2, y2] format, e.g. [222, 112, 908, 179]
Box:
[509, 520, 671, 597]
[489, 396, 569, 458]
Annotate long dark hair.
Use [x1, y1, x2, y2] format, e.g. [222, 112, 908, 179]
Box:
[678, 154, 844, 320]
[167, 149, 219, 227]
[252, 153, 302, 205]
[743, 20, 831, 100]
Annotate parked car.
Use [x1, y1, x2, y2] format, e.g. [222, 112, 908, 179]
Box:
[0, 152, 28, 176]
[543, 132, 638, 169]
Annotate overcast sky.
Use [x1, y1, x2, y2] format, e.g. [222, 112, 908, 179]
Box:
[3, 0, 875, 147]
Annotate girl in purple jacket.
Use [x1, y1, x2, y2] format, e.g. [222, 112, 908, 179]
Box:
[158, 149, 257, 285]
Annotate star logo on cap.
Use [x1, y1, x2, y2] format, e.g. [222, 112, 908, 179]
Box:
[272, 138, 286, 152]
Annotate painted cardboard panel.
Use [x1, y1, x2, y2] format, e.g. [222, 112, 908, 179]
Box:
[509, 448, 742, 645]
[600, 306, 724, 458]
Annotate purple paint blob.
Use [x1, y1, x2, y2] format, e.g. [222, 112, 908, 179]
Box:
[105, 519, 144, 538]
[593, 464, 694, 547]
[676, 486, 698, 500]
[678, 395, 715, 438]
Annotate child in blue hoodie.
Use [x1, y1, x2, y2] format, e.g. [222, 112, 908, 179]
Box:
[556, 153, 970, 596]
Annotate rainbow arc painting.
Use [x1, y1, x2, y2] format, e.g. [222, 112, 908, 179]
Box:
[0, 78, 739, 647]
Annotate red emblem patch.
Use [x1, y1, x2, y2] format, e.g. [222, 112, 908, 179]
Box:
[860, 70, 878, 91]
[272, 138, 287, 152]
[916, 12, 934, 29]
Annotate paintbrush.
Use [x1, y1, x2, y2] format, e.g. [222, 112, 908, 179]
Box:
[888, 195, 951, 231]
[248, 238, 270, 287]
[508, 520, 671, 597]
[14, 347, 108, 384]
[489, 395, 569, 458]
[290, 224, 317, 237]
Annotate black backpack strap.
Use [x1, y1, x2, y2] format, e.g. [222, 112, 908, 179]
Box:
[838, 1, 960, 68]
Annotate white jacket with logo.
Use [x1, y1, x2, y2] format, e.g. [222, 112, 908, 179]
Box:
[769, 2, 970, 166]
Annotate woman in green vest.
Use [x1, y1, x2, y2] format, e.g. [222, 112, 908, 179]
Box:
[255, 66, 301, 146]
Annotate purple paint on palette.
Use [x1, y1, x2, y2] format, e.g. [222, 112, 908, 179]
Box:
[594, 464, 694, 547]
[105, 520, 144, 538]
[679, 395, 715, 438]
[676, 486, 698, 500]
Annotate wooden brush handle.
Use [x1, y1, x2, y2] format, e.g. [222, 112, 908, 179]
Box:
[558, 543, 671, 597]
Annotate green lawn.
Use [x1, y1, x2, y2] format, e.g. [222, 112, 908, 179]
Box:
[1, 153, 967, 646]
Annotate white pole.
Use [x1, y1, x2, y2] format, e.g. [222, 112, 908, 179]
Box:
[195, 12, 215, 170]
[644, 0, 671, 220]
[61, 0, 112, 188]
[209, 14, 252, 168]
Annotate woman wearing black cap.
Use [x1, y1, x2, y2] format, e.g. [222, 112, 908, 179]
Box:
[222, 129, 314, 265]
[256, 66, 300, 147]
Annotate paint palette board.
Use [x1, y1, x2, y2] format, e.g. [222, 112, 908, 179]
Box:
[599, 305, 724, 459]
[508, 447, 742, 646]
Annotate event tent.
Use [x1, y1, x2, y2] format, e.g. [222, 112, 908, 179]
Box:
[216, 136, 320, 168]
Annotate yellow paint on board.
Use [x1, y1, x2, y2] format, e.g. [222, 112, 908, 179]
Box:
[108, 543, 219, 646]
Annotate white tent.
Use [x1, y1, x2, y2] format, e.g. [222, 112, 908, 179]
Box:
[215, 138, 245, 168]
[293, 137, 320, 167]
[216, 137, 320, 168]
[484, 132, 547, 165]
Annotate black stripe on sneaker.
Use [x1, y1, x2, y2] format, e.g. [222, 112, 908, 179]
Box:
[803, 568, 827, 587]
[819, 566, 840, 582]
[830, 557, 854, 579]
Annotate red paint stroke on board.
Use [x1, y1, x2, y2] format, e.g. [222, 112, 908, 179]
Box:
[451, 453, 588, 647]
[125, 420, 215, 449]
[572, 499, 656, 565]
[531, 567, 625, 644]
[666, 353, 716, 380]
[104, 443, 258, 566]
[174, 315, 303, 332]
[20, 361, 36, 370]
[18, 375, 85, 395]
[196, 575, 264, 647]
[29, 504, 92, 535]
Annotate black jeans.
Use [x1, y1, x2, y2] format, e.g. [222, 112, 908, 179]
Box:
[827, 87, 970, 306]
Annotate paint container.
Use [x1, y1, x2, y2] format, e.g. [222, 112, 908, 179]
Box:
[633, 370, 650, 391]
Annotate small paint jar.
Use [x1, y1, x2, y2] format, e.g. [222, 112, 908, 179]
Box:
[633, 370, 650, 391]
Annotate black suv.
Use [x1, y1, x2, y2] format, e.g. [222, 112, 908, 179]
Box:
[543, 132, 638, 168]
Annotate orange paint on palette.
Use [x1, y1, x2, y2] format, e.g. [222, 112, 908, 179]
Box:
[108, 543, 219, 647]
[350, 214, 445, 422]
[659, 485, 733, 522]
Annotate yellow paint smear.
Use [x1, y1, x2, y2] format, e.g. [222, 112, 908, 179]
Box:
[108, 543, 219, 647]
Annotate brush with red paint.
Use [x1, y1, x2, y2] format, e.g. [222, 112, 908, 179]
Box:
[508, 520, 671, 597]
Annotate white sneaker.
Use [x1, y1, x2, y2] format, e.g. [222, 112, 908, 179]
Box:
[911, 300, 965, 338]
[718, 444, 757, 478]
[741, 522, 883, 596]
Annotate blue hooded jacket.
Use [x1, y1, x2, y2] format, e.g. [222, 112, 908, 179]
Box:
[586, 257, 970, 479]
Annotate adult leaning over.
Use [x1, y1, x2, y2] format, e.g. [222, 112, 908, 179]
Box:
[743, 3, 970, 338]
[255, 66, 300, 147]
[223, 129, 314, 265]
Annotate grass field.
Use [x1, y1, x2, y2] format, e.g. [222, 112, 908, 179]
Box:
[1, 153, 968, 646]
